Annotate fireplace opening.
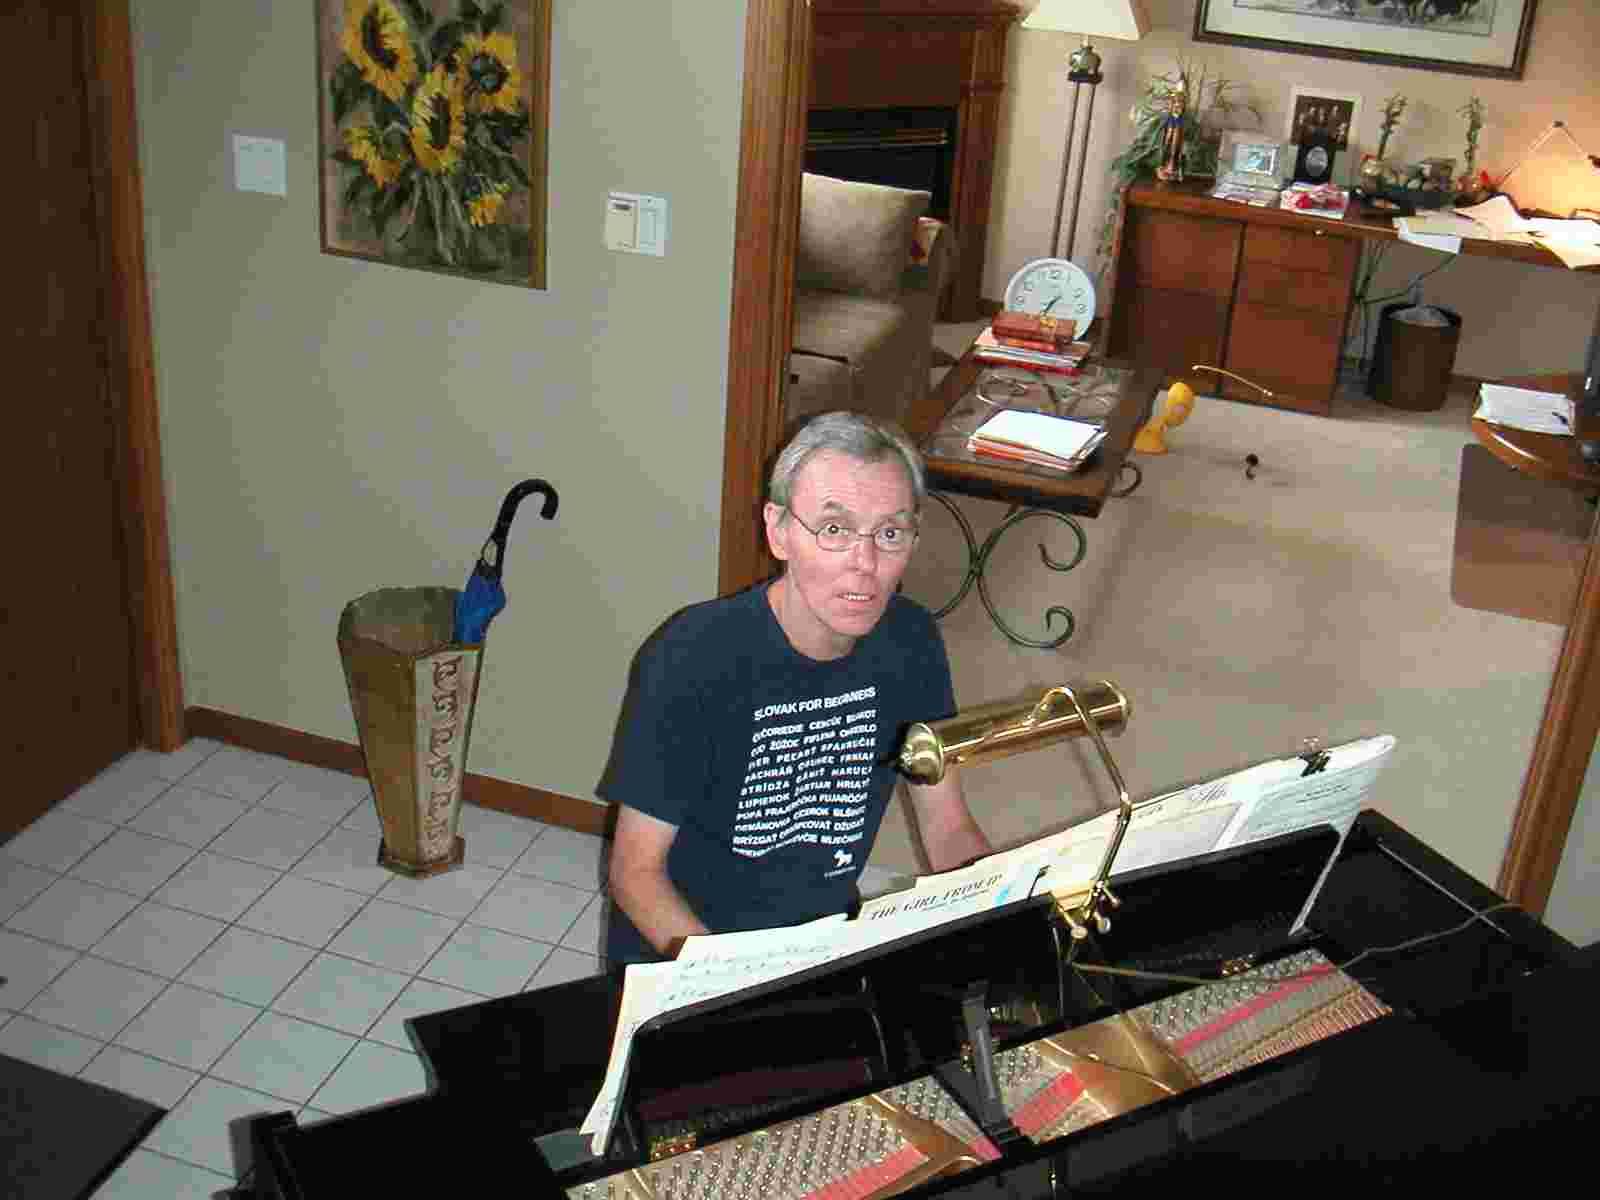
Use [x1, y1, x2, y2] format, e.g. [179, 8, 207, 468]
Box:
[805, 106, 959, 220]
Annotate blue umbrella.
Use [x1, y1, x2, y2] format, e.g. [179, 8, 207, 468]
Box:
[453, 478, 559, 644]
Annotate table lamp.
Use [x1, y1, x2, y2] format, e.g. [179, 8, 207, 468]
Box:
[1023, 0, 1151, 261]
[1492, 120, 1600, 216]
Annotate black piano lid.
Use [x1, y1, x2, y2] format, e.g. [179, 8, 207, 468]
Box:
[251, 812, 1595, 1198]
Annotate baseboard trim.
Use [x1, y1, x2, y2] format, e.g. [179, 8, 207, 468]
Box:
[183, 707, 612, 838]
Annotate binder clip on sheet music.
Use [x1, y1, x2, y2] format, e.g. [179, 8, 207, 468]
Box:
[578, 681, 1397, 1156]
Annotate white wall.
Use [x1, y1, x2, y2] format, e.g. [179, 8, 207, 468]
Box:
[132, 0, 746, 810]
[990, 1, 1600, 378]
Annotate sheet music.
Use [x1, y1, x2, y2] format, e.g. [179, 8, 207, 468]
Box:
[1196, 734, 1395, 935]
[580, 734, 1397, 1155]
[579, 913, 856, 1153]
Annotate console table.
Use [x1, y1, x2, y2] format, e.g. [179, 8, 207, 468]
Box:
[1106, 180, 1593, 417]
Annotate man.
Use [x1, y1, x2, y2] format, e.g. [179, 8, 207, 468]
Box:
[603, 410, 990, 964]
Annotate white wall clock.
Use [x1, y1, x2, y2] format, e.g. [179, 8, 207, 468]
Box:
[1002, 258, 1096, 339]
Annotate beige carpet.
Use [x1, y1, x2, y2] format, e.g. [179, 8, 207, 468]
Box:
[872, 320, 1576, 892]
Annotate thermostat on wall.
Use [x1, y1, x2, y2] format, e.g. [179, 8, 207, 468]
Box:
[605, 191, 668, 256]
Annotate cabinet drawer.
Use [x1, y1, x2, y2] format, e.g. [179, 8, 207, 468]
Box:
[1223, 302, 1344, 414]
[1237, 260, 1352, 316]
[1242, 223, 1357, 278]
[1108, 286, 1228, 377]
[1123, 207, 1241, 297]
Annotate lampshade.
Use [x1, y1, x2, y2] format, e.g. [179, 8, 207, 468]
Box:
[1021, 0, 1150, 41]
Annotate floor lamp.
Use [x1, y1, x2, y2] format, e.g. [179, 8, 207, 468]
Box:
[1023, 0, 1150, 261]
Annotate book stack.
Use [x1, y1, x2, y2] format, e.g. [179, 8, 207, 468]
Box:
[972, 327, 1090, 375]
[967, 408, 1106, 473]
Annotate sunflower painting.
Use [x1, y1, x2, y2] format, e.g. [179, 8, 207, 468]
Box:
[318, 0, 550, 287]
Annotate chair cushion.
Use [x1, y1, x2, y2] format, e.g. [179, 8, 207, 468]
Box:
[790, 288, 926, 425]
[790, 288, 910, 368]
[795, 174, 930, 297]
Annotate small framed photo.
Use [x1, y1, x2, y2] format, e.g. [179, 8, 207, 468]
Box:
[1286, 87, 1362, 154]
[1217, 131, 1287, 187]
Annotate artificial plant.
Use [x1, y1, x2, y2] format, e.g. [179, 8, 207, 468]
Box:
[1458, 96, 1487, 197]
[1094, 62, 1260, 285]
[1375, 94, 1407, 162]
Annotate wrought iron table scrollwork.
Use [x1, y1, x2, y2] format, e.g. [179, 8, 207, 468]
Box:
[924, 493, 1088, 648]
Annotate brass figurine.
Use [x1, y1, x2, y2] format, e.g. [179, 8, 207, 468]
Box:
[1156, 90, 1185, 183]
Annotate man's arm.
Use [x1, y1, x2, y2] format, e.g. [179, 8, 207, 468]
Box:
[906, 767, 992, 873]
[608, 804, 709, 957]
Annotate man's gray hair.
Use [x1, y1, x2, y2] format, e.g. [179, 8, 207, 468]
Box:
[768, 410, 927, 515]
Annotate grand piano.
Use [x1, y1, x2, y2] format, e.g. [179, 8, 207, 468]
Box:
[250, 810, 1597, 1196]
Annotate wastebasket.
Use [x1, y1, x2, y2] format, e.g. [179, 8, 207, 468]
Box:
[1368, 302, 1462, 412]
[338, 586, 481, 877]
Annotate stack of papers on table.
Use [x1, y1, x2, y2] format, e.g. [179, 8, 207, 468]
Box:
[968, 408, 1106, 471]
[1475, 383, 1574, 435]
[1521, 216, 1600, 269]
[1396, 196, 1600, 267]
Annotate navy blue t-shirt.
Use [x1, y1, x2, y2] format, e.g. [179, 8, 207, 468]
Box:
[602, 582, 955, 964]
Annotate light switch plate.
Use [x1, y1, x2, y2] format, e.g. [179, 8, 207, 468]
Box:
[605, 191, 667, 256]
[233, 134, 287, 196]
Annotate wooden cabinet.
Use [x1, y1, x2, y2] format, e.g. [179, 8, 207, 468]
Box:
[1224, 225, 1358, 412]
[1107, 183, 1364, 416]
[1108, 205, 1239, 387]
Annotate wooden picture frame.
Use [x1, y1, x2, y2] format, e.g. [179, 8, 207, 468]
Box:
[316, 0, 551, 288]
[1194, 0, 1539, 81]
[1286, 87, 1360, 154]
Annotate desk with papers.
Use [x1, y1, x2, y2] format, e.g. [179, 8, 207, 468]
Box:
[1452, 372, 1599, 624]
[1109, 182, 1600, 421]
[1396, 197, 1600, 269]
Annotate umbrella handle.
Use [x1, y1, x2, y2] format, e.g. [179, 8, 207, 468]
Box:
[480, 478, 559, 572]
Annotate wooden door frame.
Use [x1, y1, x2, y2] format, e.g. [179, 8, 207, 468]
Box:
[82, 0, 184, 752]
[718, 0, 811, 594]
[1498, 511, 1600, 913]
[721, 1, 1591, 918]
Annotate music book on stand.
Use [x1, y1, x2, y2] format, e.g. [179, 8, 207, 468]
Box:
[968, 409, 1106, 472]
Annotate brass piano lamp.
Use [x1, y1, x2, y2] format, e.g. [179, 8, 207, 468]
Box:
[899, 679, 1153, 941]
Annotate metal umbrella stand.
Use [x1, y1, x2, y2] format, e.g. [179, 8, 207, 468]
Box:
[338, 586, 481, 877]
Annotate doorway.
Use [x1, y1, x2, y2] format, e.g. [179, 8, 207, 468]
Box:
[1, 0, 183, 840]
[718, 0, 1592, 917]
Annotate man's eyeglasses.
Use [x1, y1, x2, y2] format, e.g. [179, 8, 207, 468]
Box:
[786, 509, 918, 554]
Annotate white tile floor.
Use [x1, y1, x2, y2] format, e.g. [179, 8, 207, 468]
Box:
[0, 739, 608, 1198]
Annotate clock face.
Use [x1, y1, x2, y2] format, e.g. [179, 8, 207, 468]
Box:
[1003, 258, 1096, 339]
